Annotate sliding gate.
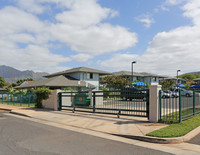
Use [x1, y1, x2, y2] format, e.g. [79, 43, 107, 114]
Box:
[58, 89, 149, 118]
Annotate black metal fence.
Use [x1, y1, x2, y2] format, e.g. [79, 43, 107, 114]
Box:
[58, 89, 149, 118]
[159, 89, 200, 123]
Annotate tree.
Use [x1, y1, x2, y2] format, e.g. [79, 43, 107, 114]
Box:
[34, 87, 50, 108]
[159, 80, 175, 90]
[179, 73, 195, 82]
[100, 75, 130, 90]
[0, 76, 6, 88]
[12, 78, 35, 87]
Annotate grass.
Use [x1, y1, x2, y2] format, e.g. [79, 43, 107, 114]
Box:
[1, 102, 35, 108]
[147, 114, 200, 137]
[160, 108, 200, 123]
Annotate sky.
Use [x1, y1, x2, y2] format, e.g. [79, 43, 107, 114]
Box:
[0, 0, 199, 76]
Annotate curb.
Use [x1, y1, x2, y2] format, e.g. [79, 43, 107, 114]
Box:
[0, 107, 31, 118]
[0, 108, 12, 112]
[10, 111, 31, 118]
[113, 126, 200, 144]
[1, 107, 200, 144]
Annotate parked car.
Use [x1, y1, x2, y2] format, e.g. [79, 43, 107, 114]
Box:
[171, 89, 179, 98]
[171, 89, 193, 97]
[121, 88, 147, 101]
[161, 90, 172, 98]
[180, 89, 193, 97]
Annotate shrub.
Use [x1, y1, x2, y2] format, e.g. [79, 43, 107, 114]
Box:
[34, 87, 50, 108]
[102, 88, 109, 99]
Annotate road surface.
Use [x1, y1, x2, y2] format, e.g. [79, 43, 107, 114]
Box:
[0, 111, 172, 155]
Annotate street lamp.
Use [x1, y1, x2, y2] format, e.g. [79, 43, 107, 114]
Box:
[131, 61, 136, 83]
[177, 70, 181, 84]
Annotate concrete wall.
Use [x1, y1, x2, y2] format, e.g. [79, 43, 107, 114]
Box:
[149, 85, 162, 123]
[42, 90, 60, 110]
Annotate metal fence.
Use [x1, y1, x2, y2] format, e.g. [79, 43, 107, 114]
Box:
[159, 89, 200, 123]
[0, 92, 36, 107]
[58, 89, 149, 118]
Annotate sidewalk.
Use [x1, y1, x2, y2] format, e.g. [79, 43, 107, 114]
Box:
[0, 104, 199, 144]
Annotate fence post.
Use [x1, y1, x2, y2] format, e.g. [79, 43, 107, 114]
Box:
[28, 93, 31, 107]
[149, 85, 162, 123]
[146, 89, 149, 119]
[2, 93, 3, 104]
[93, 92, 96, 113]
[179, 89, 182, 122]
[13, 93, 15, 105]
[7, 93, 9, 105]
[193, 89, 196, 116]
[20, 94, 22, 106]
[159, 90, 162, 120]
[58, 92, 62, 111]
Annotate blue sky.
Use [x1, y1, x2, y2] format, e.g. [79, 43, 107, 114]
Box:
[0, 0, 199, 76]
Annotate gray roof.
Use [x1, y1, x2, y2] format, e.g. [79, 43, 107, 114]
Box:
[112, 71, 166, 78]
[193, 78, 200, 81]
[163, 77, 186, 82]
[0, 88, 7, 91]
[15, 75, 94, 89]
[45, 67, 111, 78]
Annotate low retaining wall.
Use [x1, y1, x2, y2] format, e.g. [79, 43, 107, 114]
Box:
[42, 90, 60, 110]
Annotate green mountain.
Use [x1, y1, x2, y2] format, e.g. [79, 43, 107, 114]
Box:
[0, 65, 48, 83]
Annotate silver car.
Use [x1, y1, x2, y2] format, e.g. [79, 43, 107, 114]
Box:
[161, 90, 172, 98]
[180, 89, 193, 97]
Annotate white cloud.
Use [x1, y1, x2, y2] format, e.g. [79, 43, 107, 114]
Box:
[51, 23, 137, 55]
[101, 0, 200, 75]
[182, 0, 200, 25]
[71, 54, 93, 62]
[0, 0, 137, 73]
[15, 0, 45, 14]
[135, 14, 154, 28]
[165, 0, 186, 5]
[0, 44, 71, 72]
[100, 54, 138, 71]
[55, 0, 117, 27]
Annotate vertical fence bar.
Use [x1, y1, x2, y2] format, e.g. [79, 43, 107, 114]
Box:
[28, 93, 30, 107]
[20, 94, 22, 106]
[93, 92, 96, 113]
[179, 89, 182, 122]
[193, 89, 196, 116]
[159, 90, 162, 120]
[146, 89, 149, 119]
[58, 92, 62, 111]
[2, 93, 3, 104]
[13, 93, 15, 105]
[7, 93, 9, 105]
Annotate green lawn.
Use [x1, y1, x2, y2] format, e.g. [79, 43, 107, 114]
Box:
[1, 102, 35, 108]
[160, 108, 200, 123]
[147, 114, 200, 137]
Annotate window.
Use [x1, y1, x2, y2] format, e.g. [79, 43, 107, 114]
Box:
[87, 73, 93, 79]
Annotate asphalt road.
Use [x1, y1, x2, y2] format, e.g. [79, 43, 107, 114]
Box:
[188, 133, 200, 145]
[0, 111, 173, 155]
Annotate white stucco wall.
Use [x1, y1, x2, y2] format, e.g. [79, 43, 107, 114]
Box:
[69, 72, 100, 90]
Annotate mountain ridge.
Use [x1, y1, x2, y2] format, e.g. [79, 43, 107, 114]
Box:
[0, 65, 48, 82]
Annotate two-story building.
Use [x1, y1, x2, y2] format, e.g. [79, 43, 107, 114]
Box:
[112, 71, 166, 86]
[44, 67, 111, 90]
[16, 67, 111, 91]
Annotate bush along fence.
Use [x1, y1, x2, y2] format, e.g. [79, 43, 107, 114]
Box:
[0, 92, 36, 107]
[159, 89, 200, 123]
